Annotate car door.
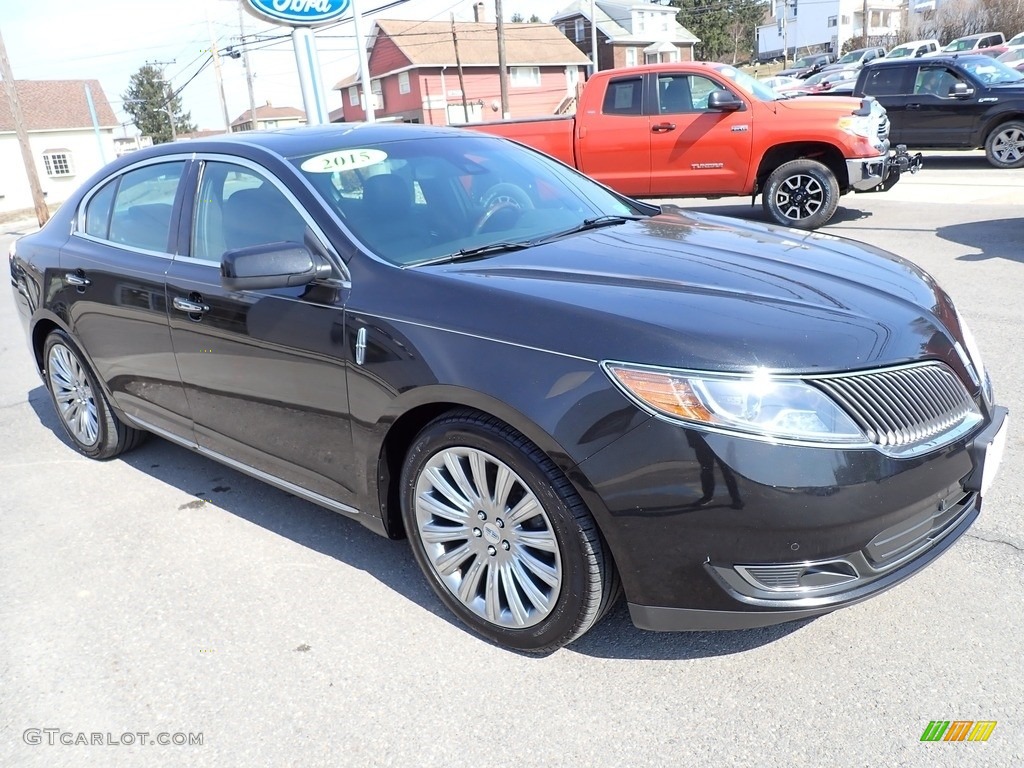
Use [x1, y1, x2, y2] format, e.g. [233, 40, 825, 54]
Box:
[856, 65, 913, 142]
[164, 156, 360, 511]
[648, 72, 753, 196]
[59, 157, 194, 438]
[903, 65, 987, 147]
[576, 73, 651, 196]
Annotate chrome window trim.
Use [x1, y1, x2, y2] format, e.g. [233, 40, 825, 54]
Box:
[73, 153, 196, 248]
[187, 152, 351, 283]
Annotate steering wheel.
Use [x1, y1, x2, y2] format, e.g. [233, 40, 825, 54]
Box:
[472, 183, 534, 235]
[472, 201, 522, 235]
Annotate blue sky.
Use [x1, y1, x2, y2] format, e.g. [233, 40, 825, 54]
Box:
[2, 0, 559, 133]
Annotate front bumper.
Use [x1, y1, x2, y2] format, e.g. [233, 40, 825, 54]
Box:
[577, 405, 1008, 632]
[847, 144, 923, 192]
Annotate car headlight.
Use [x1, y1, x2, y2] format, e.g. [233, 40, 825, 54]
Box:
[603, 362, 866, 444]
[955, 314, 994, 403]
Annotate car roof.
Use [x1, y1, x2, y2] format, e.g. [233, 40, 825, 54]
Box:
[863, 53, 995, 68]
[950, 32, 1000, 41]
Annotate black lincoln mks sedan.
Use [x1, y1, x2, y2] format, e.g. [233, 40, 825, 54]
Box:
[9, 123, 1007, 652]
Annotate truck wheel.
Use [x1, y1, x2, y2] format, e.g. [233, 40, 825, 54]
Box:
[984, 121, 1024, 169]
[762, 159, 840, 230]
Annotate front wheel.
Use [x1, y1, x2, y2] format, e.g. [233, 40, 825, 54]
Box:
[984, 121, 1024, 169]
[762, 158, 840, 230]
[400, 409, 620, 653]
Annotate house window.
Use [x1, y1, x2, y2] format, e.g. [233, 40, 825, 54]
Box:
[841, 14, 850, 24]
[43, 151, 73, 177]
[637, 13, 645, 33]
[371, 79, 382, 95]
[625, 47, 637, 67]
[575, 18, 584, 42]
[828, 15, 837, 27]
[398, 72, 410, 94]
[348, 86, 359, 106]
[662, 14, 669, 32]
[558, 23, 567, 35]
[510, 67, 541, 87]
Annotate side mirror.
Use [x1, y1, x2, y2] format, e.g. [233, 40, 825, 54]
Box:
[707, 89, 743, 111]
[221, 242, 332, 291]
[950, 82, 974, 99]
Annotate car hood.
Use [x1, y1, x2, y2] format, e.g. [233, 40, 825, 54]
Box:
[775, 94, 863, 112]
[418, 210, 967, 375]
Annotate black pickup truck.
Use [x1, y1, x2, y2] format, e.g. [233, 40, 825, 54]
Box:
[853, 54, 1024, 168]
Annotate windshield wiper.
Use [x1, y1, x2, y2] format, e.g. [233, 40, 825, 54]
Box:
[531, 214, 644, 245]
[412, 241, 531, 267]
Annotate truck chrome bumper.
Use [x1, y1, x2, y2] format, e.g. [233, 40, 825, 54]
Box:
[849, 144, 923, 192]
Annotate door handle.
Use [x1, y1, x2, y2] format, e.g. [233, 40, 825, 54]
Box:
[173, 297, 210, 314]
[651, 122, 677, 133]
[907, 103, 921, 110]
[65, 273, 91, 287]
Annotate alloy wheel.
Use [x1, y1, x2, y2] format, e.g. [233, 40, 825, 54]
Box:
[47, 343, 99, 447]
[413, 446, 563, 629]
[773, 174, 825, 221]
[991, 127, 1024, 165]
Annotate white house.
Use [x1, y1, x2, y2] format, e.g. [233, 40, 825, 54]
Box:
[757, 0, 906, 60]
[0, 80, 118, 214]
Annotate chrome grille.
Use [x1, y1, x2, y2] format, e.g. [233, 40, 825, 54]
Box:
[877, 113, 890, 141]
[813, 362, 979, 450]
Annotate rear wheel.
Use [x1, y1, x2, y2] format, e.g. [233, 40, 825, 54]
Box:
[984, 121, 1024, 169]
[762, 158, 840, 230]
[401, 409, 619, 653]
[43, 330, 146, 460]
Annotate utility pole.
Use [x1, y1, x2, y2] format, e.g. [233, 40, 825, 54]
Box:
[862, 0, 869, 48]
[0, 27, 49, 226]
[590, 0, 599, 75]
[780, 0, 788, 67]
[451, 15, 470, 122]
[237, 0, 258, 129]
[494, 0, 509, 118]
[147, 59, 177, 140]
[206, 4, 231, 130]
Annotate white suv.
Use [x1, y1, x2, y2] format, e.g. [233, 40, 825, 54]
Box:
[884, 39, 940, 59]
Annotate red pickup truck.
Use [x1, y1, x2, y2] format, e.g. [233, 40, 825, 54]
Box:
[470, 62, 920, 229]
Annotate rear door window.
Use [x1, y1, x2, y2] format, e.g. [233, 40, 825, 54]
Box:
[83, 179, 117, 238]
[107, 162, 186, 253]
[602, 77, 643, 116]
[861, 66, 908, 96]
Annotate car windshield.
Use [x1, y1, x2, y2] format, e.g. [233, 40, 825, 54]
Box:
[837, 50, 864, 64]
[943, 38, 979, 51]
[290, 135, 644, 266]
[715, 65, 778, 101]
[961, 57, 1024, 84]
[1010, 33, 1024, 46]
[886, 46, 912, 58]
[792, 57, 814, 67]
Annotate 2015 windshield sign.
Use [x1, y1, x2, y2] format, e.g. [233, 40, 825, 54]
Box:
[244, 0, 350, 25]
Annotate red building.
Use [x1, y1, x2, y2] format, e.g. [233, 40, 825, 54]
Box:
[334, 19, 591, 124]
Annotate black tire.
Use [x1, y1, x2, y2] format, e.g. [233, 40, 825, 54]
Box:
[400, 409, 620, 653]
[42, 329, 147, 460]
[762, 158, 840, 230]
[984, 121, 1024, 169]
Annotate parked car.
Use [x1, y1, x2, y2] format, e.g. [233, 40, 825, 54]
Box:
[997, 46, 1024, 65]
[853, 55, 1024, 168]
[8, 124, 1007, 652]
[884, 39, 940, 59]
[758, 75, 802, 92]
[821, 47, 886, 73]
[1008, 32, 1024, 47]
[778, 52, 837, 79]
[469, 62, 920, 230]
[774, 68, 859, 97]
[939, 32, 1006, 56]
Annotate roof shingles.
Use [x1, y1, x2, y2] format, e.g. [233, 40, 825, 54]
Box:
[0, 80, 118, 132]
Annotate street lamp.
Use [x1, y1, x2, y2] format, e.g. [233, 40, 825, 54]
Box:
[124, 98, 177, 142]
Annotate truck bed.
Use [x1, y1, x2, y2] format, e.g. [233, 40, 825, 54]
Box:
[470, 115, 576, 166]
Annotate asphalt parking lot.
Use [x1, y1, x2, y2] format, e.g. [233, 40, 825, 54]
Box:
[1, 151, 1021, 767]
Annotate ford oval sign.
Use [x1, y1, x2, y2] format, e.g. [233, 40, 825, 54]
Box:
[244, 0, 351, 26]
